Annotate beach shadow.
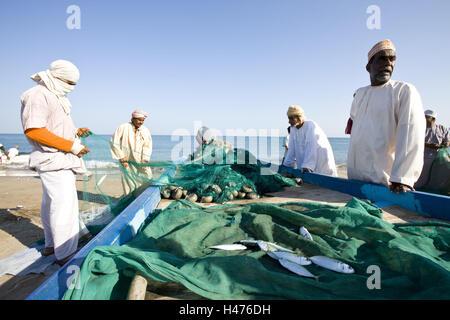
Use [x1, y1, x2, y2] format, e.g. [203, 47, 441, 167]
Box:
[0, 273, 51, 300]
[0, 209, 44, 249]
[76, 190, 121, 205]
[265, 185, 353, 204]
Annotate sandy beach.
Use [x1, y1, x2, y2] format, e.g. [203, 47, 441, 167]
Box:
[0, 171, 126, 299]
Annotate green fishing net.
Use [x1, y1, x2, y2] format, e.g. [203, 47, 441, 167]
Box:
[160, 142, 297, 203]
[63, 197, 450, 300]
[416, 148, 450, 196]
[78, 133, 296, 233]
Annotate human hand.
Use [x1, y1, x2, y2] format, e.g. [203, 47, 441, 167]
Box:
[77, 128, 92, 138]
[281, 171, 294, 178]
[120, 158, 128, 168]
[76, 146, 90, 158]
[389, 182, 414, 194]
[302, 168, 314, 173]
[425, 142, 440, 149]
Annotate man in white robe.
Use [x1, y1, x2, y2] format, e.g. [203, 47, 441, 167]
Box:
[110, 110, 153, 196]
[346, 40, 425, 193]
[283, 105, 337, 176]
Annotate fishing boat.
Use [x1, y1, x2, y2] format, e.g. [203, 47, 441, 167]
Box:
[26, 163, 450, 300]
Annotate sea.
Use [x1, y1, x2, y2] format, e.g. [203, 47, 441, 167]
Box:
[0, 133, 350, 177]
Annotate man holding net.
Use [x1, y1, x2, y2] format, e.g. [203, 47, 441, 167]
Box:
[110, 110, 153, 196]
[282, 105, 337, 176]
[20, 59, 92, 265]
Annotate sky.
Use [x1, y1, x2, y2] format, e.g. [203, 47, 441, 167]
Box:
[0, 0, 449, 137]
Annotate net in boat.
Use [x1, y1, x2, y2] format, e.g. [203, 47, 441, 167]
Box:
[77, 133, 296, 232]
[63, 197, 450, 300]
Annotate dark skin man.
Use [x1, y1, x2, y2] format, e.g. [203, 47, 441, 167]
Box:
[366, 49, 413, 194]
[119, 116, 147, 168]
[425, 115, 450, 149]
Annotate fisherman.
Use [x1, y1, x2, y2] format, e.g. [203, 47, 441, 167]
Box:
[0, 143, 9, 162]
[195, 126, 217, 148]
[0, 145, 19, 162]
[20, 59, 92, 265]
[414, 109, 450, 188]
[110, 110, 153, 196]
[7, 145, 20, 160]
[282, 105, 337, 176]
[346, 40, 426, 193]
[192, 126, 233, 163]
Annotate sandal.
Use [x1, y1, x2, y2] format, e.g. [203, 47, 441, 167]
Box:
[55, 251, 78, 266]
[43, 247, 54, 256]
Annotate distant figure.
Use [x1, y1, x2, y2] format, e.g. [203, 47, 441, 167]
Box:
[20, 59, 92, 265]
[346, 40, 426, 193]
[0, 143, 10, 162]
[282, 105, 337, 176]
[110, 110, 153, 196]
[281, 126, 294, 167]
[7, 145, 19, 160]
[414, 109, 450, 189]
[196, 126, 217, 147]
[192, 126, 233, 162]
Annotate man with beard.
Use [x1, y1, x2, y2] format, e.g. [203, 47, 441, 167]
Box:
[110, 110, 153, 196]
[346, 40, 425, 193]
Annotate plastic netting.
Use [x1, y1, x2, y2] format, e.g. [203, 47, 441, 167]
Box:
[160, 143, 297, 204]
[78, 133, 296, 232]
[63, 198, 450, 300]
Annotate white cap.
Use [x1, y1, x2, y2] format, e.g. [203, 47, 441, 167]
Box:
[424, 109, 437, 118]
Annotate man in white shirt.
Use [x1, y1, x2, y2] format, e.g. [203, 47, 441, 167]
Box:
[110, 110, 153, 196]
[415, 109, 450, 189]
[346, 40, 425, 193]
[282, 105, 337, 176]
[7, 145, 19, 160]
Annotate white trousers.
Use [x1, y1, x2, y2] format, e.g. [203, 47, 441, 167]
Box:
[38, 169, 89, 260]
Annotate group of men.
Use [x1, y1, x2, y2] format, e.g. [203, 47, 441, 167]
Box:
[281, 39, 448, 194]
[19, 39, 448, 265]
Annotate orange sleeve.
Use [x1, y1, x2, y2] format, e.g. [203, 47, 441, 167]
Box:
[25, 128, 74, 152]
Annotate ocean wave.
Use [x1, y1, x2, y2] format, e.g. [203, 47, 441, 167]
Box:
[84, 160, 119, 169]
[0, 155, 30, 169]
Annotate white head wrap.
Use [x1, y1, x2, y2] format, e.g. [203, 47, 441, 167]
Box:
[196, 126, 216, 145]
[132, 110, 148, 119]
[368, 40, 396, 62]
[287, 105, 306, 123]
[30, 60, 80, 115]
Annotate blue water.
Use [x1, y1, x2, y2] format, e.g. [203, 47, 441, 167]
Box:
[0, 133, 349, 168]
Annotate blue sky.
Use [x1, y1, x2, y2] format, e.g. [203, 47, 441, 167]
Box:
[1, 0, 449, 136]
